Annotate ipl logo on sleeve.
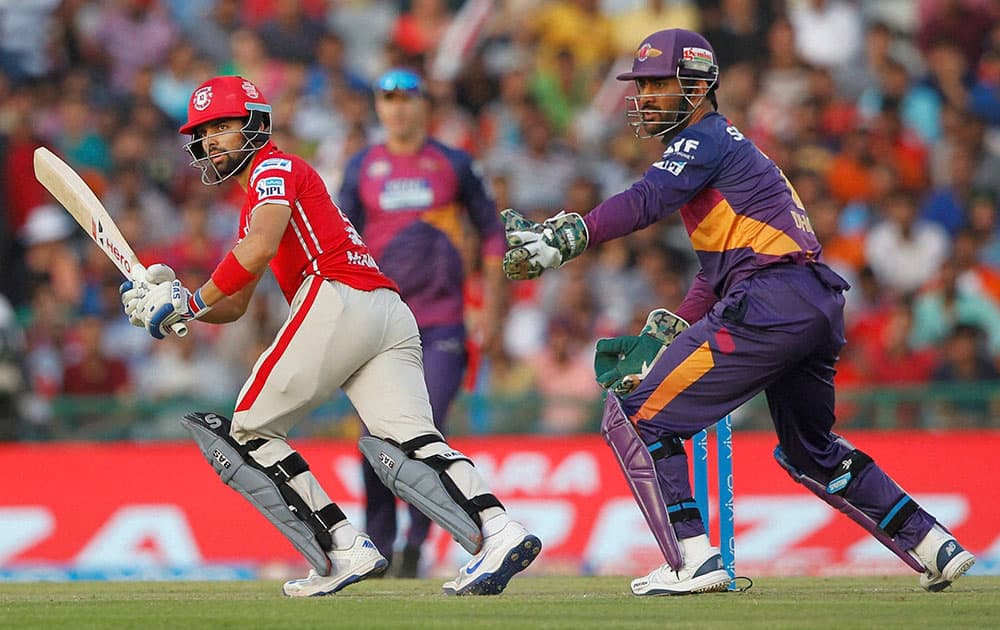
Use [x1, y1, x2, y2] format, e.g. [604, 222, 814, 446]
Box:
[256, 176, 286, 199]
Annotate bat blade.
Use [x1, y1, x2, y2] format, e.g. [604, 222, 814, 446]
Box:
[32, 147, 187, 337]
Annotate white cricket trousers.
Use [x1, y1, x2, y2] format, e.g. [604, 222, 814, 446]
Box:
[227, 275, 495, 534]
[231, 275, 436, 444]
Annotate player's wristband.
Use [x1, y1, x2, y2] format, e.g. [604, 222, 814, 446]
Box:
[187, 287, 213, 320]
[211, 251, 256, 296]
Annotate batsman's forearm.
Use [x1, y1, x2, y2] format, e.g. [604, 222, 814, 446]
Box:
[195, 280, 259, 323]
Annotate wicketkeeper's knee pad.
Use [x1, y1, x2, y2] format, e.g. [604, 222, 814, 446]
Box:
[358, 434, 503, 554]
[181, 412, 345, 575]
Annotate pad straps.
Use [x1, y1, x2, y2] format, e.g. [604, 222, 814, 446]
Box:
[648, 437, 685, 461]
[398, 434, 504, 526]
[243, 443, 347, 551]
[825, 448, 919, 539]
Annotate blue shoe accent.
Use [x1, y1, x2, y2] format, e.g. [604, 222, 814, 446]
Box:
[935, 539, 964, 573]
[308, 558, 389, 597]
[692, 554, 724, 578]
[455, 535, 542, 596]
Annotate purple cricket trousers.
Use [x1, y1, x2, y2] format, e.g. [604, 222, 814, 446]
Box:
[621, 263, 936, 548]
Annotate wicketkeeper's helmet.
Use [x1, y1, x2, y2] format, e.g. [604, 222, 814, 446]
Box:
[616, 29, 720, 139]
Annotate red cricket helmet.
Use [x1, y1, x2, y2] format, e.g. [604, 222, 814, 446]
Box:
[179, 76, 271, 135]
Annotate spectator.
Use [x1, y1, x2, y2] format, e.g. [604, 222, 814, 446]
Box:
[0, 0, 61, 84]
[610, 0, 701, 57]
[185, 0, 243, 66]
[970, 44, 1000, 126]
[857, 57, 940, 145]
[256, 0, 327, 65]
[865, 191, 950, 295]
[916, 0, 997, 69]
[531, 0, 616, 76]
[392, 0, 452, 64]
[788, 0, 864, 73]
[700, 0, 771, 68]
[150, 42, 203, 127]
[910, 259, 1000, 353]
[60, 315, 130, 398]
[930, 323, 1000, 428]
[526, 316, 601, 434]
[484, 105, 577, 215]
[920, 145, 978, 235]
[0, 294, 26, 440]
[530, 48, 590, 135]
[91, 0, 178, 95]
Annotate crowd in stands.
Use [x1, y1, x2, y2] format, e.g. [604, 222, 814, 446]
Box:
[2, 0, 1000, 440]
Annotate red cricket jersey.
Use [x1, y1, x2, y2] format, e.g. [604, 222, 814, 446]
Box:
[239, 143, 398, 302]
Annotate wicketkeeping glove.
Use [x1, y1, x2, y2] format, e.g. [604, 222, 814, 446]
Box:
[501, 209, 589, 280]
[594, 308, 690, 396]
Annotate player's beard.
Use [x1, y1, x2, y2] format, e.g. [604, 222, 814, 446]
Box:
[211, 147, 254, 178]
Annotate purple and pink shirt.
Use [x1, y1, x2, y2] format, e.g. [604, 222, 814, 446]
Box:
[338, 138, 504, 328]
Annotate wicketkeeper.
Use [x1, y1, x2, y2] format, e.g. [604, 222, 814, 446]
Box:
[502, 29, 975, 595]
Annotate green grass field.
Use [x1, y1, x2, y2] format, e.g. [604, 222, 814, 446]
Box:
[2, 576, 998, 629]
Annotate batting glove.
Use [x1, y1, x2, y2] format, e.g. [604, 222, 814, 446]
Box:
[141, 281, 212, 340]
[119, 263, 177, 327]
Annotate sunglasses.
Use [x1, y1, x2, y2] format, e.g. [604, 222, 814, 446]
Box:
[375, 69, 424, 95]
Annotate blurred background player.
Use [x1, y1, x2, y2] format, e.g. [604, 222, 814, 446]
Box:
[502, 29, 975, 595]
[338, 68, 507, 577]
[123, 75, 539, 597]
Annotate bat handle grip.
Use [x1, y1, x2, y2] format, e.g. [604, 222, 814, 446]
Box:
[131, 264, 189, 338]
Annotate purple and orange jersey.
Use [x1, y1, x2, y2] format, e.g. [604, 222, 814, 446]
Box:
[584, 112, 823, 321]
[338, 139, 504, 328]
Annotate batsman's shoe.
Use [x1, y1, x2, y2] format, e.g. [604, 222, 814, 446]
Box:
[631, 548, 731, 596]
[442, 521, 542, 596]
[914, 527, 976, 592]
[282, 534, 388, 597]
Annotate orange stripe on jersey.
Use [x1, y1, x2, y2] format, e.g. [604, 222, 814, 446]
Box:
[689, 198, 803, 257]
[634, 341, 714, 422]
[235, 277, 322, 413]
[421, 203, 465, 250]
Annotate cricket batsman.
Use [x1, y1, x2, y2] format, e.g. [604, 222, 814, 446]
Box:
[120, 75, 541, 597]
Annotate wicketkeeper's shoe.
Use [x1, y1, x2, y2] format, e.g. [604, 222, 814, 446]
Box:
[442, 521, 542, 596]
[282, 534, 388, 597]
[631, 547, 732, 596]
[913, 526, 976, 592]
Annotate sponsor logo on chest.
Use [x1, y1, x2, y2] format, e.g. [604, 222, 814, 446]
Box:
[379, 178, 434, 211]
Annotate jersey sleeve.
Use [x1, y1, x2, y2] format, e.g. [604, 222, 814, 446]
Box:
[247, 157, 299, 215]
[584, 128, 723, 245]
[674, 270, 717, 323]
[337, 149, 367, 233]
[454, 152, 504, 257]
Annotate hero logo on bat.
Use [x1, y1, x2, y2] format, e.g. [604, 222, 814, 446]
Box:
[90, 217, 131, 274]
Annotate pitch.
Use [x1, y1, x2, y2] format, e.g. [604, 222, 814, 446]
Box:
[2, 576, 998, 629]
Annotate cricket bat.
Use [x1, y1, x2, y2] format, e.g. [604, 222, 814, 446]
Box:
[32, 147, 187, 337]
